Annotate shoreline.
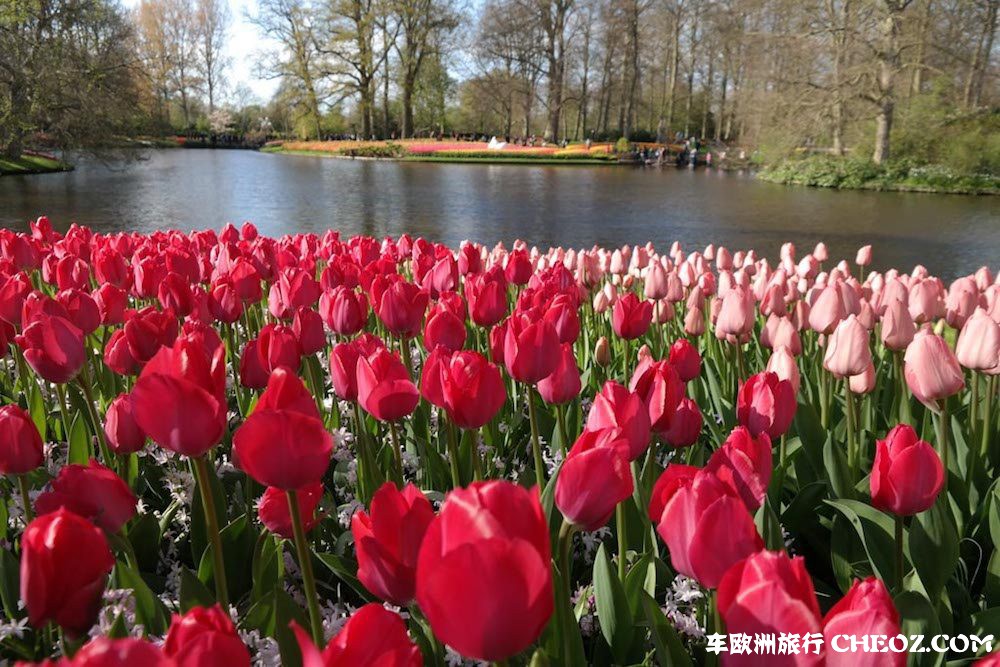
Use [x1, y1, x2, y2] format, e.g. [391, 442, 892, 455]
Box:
[261, 145, 623, 166]
[0, 154, 74, 177]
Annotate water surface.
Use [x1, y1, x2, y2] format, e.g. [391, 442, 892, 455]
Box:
[0, 149, 996, 279]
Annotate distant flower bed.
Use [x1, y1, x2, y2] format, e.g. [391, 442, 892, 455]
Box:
[276, 139, 620, 161]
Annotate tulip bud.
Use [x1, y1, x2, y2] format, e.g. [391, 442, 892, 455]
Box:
[594, 336, 611, 366]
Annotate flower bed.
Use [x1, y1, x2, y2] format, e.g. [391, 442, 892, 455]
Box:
[1, 220, 999, 665]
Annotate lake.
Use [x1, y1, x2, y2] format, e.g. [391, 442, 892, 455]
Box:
[1, 149, 996, 280]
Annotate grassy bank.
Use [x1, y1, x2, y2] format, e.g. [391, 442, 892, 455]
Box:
[0, 153, 73, 176]
[758, 156, 998, 195]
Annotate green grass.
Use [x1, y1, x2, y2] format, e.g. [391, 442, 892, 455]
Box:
[758, 155, 999, 195]
[0, 154, 73, 176]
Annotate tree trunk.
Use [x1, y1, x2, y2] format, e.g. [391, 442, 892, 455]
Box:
[872, 1, 907, 164]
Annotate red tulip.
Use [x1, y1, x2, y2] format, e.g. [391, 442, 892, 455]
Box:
[93, 283, 128, 325]
[611, 292, 653, 339]
[20, 508, 114, 637]
[871, 424, 944, 516]
[329, 334, 384, 401]
[466, 269, 508, 327]
[904, 330, 965, 408]
[648, 463, 699, 523]
[16, 313, 85, 383]
[705, 426, 773, 511]
[668, 338, 701, 381]
[664, 397, 703, 447]
[35, 459, 137, 533]
[268, 267, 321, 319]
[0, 405, 44, 474]
[657, 470, 762, 588]
[629, 357, 684, 433]
[423, 302, 467, 351]
[421, 349, 505, 429]
[56, 288, 100, 335]
[823, 577, 904, 667]
[544, 293, 580, 344]
[319, 286, 369, 336]
[0, 271, 33, 326]
[717, 550, 823, 666]
[163, 605, 251, 667]
[416, 481, 553, 661]
[234, 369, 333, 489]
[103, 329, 140, 376]
[537, 342, 582, 404]
[502, 315, 560, 383]
[258, 482, 324, 539]
[288, 307, 324, 356]
[586, 381, 651, 460]
[351, 482, 434, 606]
[157, 272, 194, 317]
[104, 393, 147, 454]
[556, 431, 634, 531]
[51, 637, 171, 666]
[737, 371, 796, 439]
[131, 334, 227, 457]
[373, 279, 428, 338]
[292, 604, 423, 667]
[208, 279, 243, 323]
[124, 306, 179, 364]
[504, 249, 533, 285]
[240, 323, 303, 389]
[356, 347, 419, 421]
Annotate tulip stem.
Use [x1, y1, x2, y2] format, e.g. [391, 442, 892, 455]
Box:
[76, 370, 113, 466]
[18, 475, 33, 524]
[388, 421, 404, 486]
[844, 380, 858, 480]
[193, 455, 230, 609]
[352, 402, 377, 502]
[894, 514, 904, 593]
[398, 337, 413, 379]
[445, 418, 462, 488]
[286, 489, 324, 646]
[525, 386, 546, 489]
[893, 351, 912, 425]
[935, 398, 951, 483]
[53, 383, 73, 448]
[982, 375, 996, 461]
[616, 502, 628, 581]
[555, 403, 570, 456]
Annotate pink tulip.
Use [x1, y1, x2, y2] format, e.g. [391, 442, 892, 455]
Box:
[904, 330, 965, 408]
[823, 315, 871, 378]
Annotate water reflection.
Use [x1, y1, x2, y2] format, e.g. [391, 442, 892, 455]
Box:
[0, 149, 996, 279]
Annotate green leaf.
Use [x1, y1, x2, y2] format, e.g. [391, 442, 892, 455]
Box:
[179, 567, 215, 612]
[28, 382, 46, 442]
[823, 435, 854, 499]
[274, 589, 308, 667]
[909, 501, 959, 600]
[754, 497, 785, 550]
[68, 413, 90, 464]
[593, 542, 633, 663]
[127, 513, 162, 574]
[252, 533, 284, 602]
[895, 590, 944, 667]
[0, 547, 21, 619]
[117, 563, 169, 636]
[624, 553, 656, 618]
[314, 551, 375, 602]
[826, 499, 899, 588]
[641, 592, 693, 667]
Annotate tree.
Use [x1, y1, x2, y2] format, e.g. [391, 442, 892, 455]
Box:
[248, 0, 327, 139]
[393, 0, 459, 137]
[0, 0, 141, 159]
[195, 0, 231, 114]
